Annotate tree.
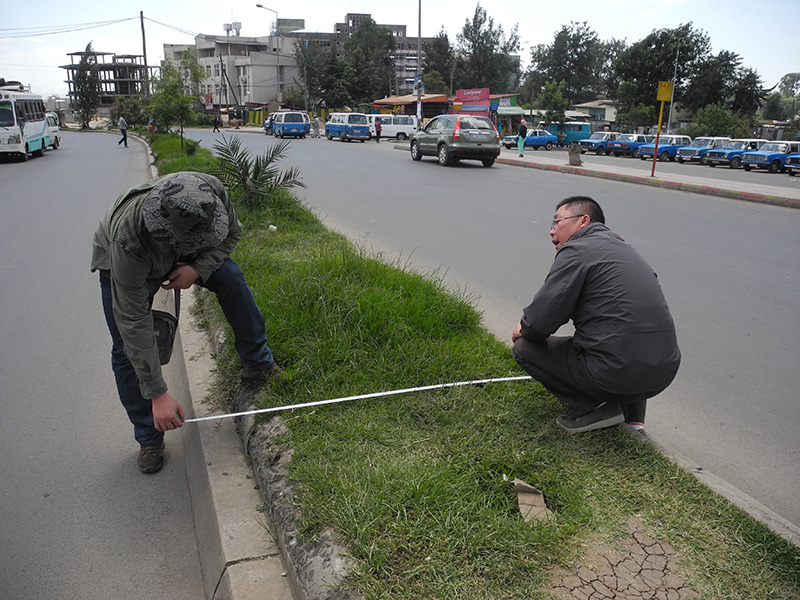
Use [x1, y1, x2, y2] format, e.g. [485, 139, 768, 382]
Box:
[423, 30, 454, 91]
[537, 81, 569, 125]
[72, 42, 101, 129]
[689, 103, 749, 137]
[422, 70, 449, 94]
[762, 92, 788, 121]
[455, 4, 520, 92]
[294, 42, 330, 111]
[612, 23, 711, 111]
[778, 73, 800, 99]
[529, 22, 622, 104]
[729, 67, 764, 116]
[149, 59, 196, 139]
[175, 48, 206, 99]
[682, 50, 763, 116]
[342, 17, 396, 103]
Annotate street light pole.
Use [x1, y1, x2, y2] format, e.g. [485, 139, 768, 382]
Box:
[666, 38, 681, 134]
[255, 4, 281, 105]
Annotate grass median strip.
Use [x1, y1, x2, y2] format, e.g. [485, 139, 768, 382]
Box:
[155, 133, 799, 599]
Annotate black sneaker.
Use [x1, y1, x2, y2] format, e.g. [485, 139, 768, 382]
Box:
[137, 442, 165, 474]
[556, 402, 624, 434]
[241, 362, 284, 383]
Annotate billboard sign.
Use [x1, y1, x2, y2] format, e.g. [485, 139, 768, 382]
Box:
[454, 88, 490, 117]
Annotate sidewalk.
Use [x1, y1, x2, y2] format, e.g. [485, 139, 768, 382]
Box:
[497, 146, 800, 208]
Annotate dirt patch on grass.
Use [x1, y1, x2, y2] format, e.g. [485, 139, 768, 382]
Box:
[549, 519, 697, 600]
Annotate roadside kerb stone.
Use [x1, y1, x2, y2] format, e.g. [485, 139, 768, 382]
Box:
[201, 299, 360, 600]
[166, 290, 295, 600]
[495, 156, 800, 209]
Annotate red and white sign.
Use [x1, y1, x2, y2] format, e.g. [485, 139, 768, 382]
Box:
[453, 98, 463, 110]
[454, 88, 489, 117]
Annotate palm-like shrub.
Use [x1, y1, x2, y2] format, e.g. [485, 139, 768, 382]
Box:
[213, 135, 306, 209]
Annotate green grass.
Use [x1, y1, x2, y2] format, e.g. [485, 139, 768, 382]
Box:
[152, 133, 800, 599]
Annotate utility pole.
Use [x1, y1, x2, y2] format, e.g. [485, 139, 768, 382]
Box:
[256, 4, 281, 105]
[666, 38, 682, 134]
[140, 11, 150, 95]
[416, 0, 422, 121]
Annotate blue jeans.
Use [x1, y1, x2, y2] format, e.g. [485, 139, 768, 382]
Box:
[100, 258, 275, 445]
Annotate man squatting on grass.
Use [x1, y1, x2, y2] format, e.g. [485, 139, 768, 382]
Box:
[91, 172, 281, 474]
[511, 196, 681, 433]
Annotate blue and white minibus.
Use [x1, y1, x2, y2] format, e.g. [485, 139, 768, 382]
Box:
[0, 82, 49, 161]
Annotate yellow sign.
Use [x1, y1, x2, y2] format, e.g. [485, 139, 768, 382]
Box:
[657, 81, 674, 102]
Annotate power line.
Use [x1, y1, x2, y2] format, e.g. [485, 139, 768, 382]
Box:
[0, 18, 137, 39]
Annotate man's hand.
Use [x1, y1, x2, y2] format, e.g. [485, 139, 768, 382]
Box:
[152, 393, 185, 431]
[162, 264, 199, 290]
[512, 322, 523, 343]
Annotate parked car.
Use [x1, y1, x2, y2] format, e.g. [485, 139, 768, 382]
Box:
[501, 129, 558, 150]
[271, 111, 310, 138]
[676, 137, 731, 164]
[577, 131, 620, 155]
[786, 153, 800, 176]
[741, 141, 800, 173]
[706, 139, 768, 169]
[325, 112, 370, 142]
[45, 112, 60, 149]
[410, 114, 500, 167]
[367, 114, 418, 140]
[607, 133, 654, 158]
[638, 135, 693, 161]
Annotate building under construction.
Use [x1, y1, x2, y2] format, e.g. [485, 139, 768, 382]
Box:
[61, 52, 157, 106]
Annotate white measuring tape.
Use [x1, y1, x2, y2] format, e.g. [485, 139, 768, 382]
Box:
[184, 375, 532, 423]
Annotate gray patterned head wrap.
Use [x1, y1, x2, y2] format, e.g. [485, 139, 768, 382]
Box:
[143, 173, 228, 255]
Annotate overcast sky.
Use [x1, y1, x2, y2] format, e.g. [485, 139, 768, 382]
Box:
[2, 0, 796, 98]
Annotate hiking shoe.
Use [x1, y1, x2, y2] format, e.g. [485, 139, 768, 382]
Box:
[137, 442, 165, 474]
[556, 402, 624, 434]
[241, 362, 284, 383]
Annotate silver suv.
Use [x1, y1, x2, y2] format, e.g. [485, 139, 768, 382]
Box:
[410, 114, 501, 167]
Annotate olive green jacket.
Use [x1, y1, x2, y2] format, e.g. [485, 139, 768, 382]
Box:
[91, 172, 241, 399]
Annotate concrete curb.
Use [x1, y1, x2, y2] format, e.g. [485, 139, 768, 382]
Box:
[163, 290, 295, 600]
[494, 156, 800, 209]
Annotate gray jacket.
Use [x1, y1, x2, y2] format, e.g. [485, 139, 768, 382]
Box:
[520, 222, 680, 395]
[91, 173, 241, 399]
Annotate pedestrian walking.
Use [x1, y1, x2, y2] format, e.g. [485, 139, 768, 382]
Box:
[517, 118, 527, 157]
[212, 116, 221, 132]
[118, 113, 128, 147]
[91, 172, 283, 473]
[312, 115, 321, 138]
[374, 116, 382, 143]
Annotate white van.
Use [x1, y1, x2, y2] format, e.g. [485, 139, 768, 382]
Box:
[271, 111, 310, 138]
[45, 112, 60, 149]
[368, 114, 418, 140]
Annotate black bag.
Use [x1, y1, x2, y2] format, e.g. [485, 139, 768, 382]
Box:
[152, 289, 180, 365]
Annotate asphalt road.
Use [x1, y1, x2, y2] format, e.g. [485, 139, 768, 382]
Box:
[189, 129, 800, 534]
[0, 132, 205, 599]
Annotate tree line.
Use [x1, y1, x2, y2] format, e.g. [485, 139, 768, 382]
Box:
[295, 5, 799, 137]
[71, 4, 799, 139]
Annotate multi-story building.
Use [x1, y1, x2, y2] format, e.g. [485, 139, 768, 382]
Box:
[161, 13, 435, 110]
[61, 51, 156, 107]
[164, 23, 296, 110]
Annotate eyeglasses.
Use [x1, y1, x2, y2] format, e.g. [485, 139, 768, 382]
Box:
[550, 214, 585, 230]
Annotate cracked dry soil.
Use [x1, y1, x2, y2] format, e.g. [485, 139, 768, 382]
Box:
[549, 519, 697, 600]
